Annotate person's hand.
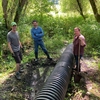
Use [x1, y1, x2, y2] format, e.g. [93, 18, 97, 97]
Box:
[79, 35, 86, 46]
[12, 53, 15, 57]
[34, 34, 36, 36]
[21, 47, 24, 53]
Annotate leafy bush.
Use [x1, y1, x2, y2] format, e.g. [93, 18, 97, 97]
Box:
[0, 24, 8, 44]
[14, 15, 100, 56]
[1, 14, 100, 67]
[79, 19, 100, 56]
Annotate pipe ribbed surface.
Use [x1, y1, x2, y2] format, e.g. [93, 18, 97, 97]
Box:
[35, 44, 74, 100]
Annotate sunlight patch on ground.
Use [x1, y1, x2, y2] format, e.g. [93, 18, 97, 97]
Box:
[74, 57, 100, 100]
[82, 58, 99, 69]
[89, 83, 100, 98]
[0, 72, 14, 84]
[84, 58, 100, 98]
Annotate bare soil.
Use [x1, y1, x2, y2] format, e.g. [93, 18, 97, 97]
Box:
[0, 58, 56, 100]
[66, 57, 100, 100]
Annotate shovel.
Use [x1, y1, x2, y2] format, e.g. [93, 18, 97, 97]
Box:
[74, 40, 82, 83]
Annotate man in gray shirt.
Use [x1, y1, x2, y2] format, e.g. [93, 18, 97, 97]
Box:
[7, 22, 23, 80]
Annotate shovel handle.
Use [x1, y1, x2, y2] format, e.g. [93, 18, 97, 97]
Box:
[78, 40, 81, 73]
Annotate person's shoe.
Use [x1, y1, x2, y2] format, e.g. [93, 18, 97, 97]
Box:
[19, 69, 24, 73]
[15, 72, 21, 80]
[48, 57, 53, 61]
[72, 67, 77, 70]
[34, 59, 38, 62]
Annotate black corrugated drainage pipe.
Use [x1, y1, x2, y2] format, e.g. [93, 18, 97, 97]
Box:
[35, 43, 74, 100]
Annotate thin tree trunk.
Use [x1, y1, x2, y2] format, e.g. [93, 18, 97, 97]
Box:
[89, 0, 100, 22]
[76, 0, 85, 20]
[14, 0, 28, 23]
[22, 0, 28, 16]
[2, 0, 8, 28]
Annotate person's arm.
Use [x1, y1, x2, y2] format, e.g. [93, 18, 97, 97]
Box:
[31, 29, 38, 39]
[7, 34, 14, 54]
[35, 27, 44, 37]
[19, 40, 25, 53]
[17, 32, 23, 48]
[79, 35, 86, 46]
[19, 41, 22, 48]
[8, 42, 14, 54]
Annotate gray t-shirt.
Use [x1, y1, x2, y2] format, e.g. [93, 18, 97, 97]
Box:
[7, 31, 20, 52]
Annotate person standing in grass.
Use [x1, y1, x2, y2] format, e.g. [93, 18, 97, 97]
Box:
[73, 27, 86, 71]
[7, 22, 23, 80]
[31, 20, 52, 62]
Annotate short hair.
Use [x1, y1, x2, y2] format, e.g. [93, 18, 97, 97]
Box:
[32, 20, 38, 23]
[74, 27, 80, 31]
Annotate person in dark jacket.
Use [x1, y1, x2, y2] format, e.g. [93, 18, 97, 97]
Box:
[73, 27, 86, 71]
[31, 20, 52, 61]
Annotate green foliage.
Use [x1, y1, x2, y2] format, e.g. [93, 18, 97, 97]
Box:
[27, 0, 54, 23]
[18, 14, 100, 58]
[60, 0, 91, 14]
[18, 24, 32, 46]
[32, 0, 53, 14]
[0, 23, 8, 60]
[1, 13, 100, 73]
[98, 63, 100, 70]
[0, 24, 8, 44]
[78, 18, 100, 56]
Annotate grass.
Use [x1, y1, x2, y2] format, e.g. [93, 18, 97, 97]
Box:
[98, 62, 100, 70]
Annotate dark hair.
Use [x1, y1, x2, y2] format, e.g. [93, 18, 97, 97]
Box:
[32, 20, 38, 23]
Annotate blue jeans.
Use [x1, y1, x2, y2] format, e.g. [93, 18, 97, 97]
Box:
[34, 40, 50, 59]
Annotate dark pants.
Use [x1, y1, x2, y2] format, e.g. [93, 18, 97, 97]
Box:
[74, 55, 82, 71]
[34, 40, 50, 59]
[13, 50, 22, 63]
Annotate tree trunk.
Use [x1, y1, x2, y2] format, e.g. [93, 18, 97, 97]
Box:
[76, 0, 85, 20]
[89, 0, 100, 22]
[14, 0, 28, 23]
[2, 0, 28, 29]
[2, 0, 8, 28]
